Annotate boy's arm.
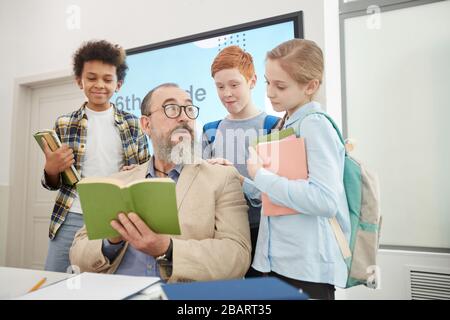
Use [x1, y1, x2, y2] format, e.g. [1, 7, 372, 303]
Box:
[41, 170, 62, 191]
[41, 120, 70, 190]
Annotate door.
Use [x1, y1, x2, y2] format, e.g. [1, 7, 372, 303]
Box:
[24, 80, 84, 269]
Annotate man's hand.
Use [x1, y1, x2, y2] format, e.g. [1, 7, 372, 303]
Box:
[206, 157, 234, 166]
[121, 164, 138, 172]
[206, 158, 246, 185]
[42, 138, 75, 176]
[110, 212, 170, 257]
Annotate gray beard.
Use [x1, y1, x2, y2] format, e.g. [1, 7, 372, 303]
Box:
[154, 137, 201, 165]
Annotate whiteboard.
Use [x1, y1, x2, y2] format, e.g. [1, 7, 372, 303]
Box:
[343, 1, 450, 248]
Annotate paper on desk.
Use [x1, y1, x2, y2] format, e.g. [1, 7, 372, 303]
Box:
[17, 272, 160, 300]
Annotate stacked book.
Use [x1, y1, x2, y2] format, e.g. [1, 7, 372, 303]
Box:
[254, 127, 308, 216]
[34, 129, 81, 186]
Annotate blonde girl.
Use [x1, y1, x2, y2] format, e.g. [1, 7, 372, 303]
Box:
[246, 39, 350, 300]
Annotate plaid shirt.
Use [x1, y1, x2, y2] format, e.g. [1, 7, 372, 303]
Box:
[42, 103, 150, 239]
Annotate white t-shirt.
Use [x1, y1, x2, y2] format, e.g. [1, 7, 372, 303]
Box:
[70, 106, 124, 213]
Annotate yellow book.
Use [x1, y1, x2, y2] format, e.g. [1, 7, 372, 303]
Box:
[33, 129, 81, 186]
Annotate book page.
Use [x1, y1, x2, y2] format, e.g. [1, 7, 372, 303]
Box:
[127, 177, 174, 188]
[77, 177, 125, 188]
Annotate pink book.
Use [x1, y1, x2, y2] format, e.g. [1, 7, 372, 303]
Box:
[256, 136, 308, 216]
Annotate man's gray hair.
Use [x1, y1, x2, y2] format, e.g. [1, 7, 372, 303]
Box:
[140, 82, 179, 115]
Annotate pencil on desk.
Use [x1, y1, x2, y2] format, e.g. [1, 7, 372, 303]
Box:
[28, 277, 47, 293]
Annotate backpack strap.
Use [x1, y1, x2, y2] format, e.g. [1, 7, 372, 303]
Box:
[203, 115, 280, 145]
[330, 217, 352, 260]
[202, 120, 222, 145]
[263, 115, 280, 134]
[298, 111, 345, 146]
[298, 111, 352, 261]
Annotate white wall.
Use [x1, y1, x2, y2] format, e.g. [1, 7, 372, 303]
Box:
[323, 0, 342, 129]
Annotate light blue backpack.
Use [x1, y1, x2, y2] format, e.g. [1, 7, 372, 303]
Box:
[298, 112, 382, 288]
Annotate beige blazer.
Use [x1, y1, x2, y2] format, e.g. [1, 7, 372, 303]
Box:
[69, 160, 251, 282]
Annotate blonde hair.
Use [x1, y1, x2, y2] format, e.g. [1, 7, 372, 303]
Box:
[267, 39, 324, 85]
[268, 39, 324, 128]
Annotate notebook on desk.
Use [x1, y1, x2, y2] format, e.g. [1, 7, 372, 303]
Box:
[161, 277, 309, 300]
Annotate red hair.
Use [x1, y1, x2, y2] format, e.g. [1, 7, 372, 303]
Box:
[211, 45, 255, 81]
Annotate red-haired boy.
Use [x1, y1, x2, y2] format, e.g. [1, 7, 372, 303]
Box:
[203, 45, 280, 277]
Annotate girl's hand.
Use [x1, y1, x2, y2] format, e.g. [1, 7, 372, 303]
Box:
[246, 147, 264, 180]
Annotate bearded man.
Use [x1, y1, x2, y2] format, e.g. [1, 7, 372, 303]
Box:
[70, 83, 251, 282]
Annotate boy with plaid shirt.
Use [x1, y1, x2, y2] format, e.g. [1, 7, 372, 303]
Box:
[41, 40, 149, 272]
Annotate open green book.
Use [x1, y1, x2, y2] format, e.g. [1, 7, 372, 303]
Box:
[77, 177, 181, 240]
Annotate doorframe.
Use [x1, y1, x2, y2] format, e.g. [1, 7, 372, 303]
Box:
[6, 70, 74, 268]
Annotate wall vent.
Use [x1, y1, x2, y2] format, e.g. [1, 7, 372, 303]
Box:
[409, 268, 450, 300]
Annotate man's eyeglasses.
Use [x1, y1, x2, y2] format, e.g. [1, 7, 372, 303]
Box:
[146, 104, 200, 120]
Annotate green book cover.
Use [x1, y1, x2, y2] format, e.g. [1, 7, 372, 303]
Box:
[76, 177, 181, 240]
[251, 127, 296, 147]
